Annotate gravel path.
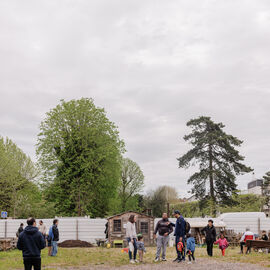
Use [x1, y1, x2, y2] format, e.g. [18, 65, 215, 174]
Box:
[58, 258, 268, 270]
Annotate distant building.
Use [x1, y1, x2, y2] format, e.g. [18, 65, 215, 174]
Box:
[186, 195, 198, 202]
[247, 179, 263, 195]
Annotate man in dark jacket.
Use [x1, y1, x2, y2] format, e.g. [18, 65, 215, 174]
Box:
[173, 210, 186, 262]
[51, 219, 59, 257]
[154, 212, 173, 262]
[17, 217, 46, 270]
[201, 219, 216, 256]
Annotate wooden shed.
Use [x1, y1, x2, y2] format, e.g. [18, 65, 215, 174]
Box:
[107, 211, 154, 246]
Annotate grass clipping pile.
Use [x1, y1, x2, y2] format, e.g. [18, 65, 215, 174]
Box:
[58, 240, 94, 248]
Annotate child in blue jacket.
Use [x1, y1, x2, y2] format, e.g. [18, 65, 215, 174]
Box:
[186, 233, 195, 264]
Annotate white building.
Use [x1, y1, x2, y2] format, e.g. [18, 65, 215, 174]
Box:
[247, 179, 263, 195]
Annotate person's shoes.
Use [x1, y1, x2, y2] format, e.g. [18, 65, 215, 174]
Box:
[134, 259, 139, 263]
[173, 258, 179, 262]
[154, 258, 159, 262]
[177, 260, 182, 263]
[130, 260, 135, 264]
[187, 261, 192, 264]
[162, 258, 167, 261]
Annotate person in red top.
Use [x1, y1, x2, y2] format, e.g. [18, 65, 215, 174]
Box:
[239, 227, 254, 254]
[177, 237, 185, 261]
[215, 233, 229, 256]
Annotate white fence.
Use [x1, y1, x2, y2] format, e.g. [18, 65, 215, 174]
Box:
[219, 212, 270, 234]
[1, 212, 270, 244]
[0, 218, 107, 244]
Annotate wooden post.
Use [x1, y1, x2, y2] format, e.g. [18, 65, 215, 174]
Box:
[167, 203, 170, 217]
[4, 221, 7, 238]
[76, 219, 79, 240]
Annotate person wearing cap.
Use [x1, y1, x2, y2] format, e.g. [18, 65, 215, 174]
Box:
[201, 219, 216, 256]
[173, 210, 186, 262]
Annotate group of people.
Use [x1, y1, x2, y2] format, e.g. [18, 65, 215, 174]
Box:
[125, 210, 227, 264]
[16, 213, 269, 269]
[16, 218, 60, 270]
[239, 227, 269, 254]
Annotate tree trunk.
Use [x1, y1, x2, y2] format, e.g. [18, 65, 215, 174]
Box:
[209, 144, 216, 216]
[78, 188, 81, 217]
[121, 188, 126, 212]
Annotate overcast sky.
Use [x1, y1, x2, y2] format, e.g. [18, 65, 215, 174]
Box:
[0, 0, 270, 197]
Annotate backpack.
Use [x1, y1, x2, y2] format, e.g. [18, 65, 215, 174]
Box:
[185, 221, 191, 234]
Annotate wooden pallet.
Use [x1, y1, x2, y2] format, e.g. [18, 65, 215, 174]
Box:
[0, 238, 17, 251]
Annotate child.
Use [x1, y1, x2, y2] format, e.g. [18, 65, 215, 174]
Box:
[186, 233, 195, 264]
[137, 235, 146, 263]
[215, 233, 228, 256]
[177, 237, 185, 261]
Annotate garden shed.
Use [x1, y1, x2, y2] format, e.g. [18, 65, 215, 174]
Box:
[107, 211, 154, 246]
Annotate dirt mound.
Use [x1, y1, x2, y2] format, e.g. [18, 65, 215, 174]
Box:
[58, 240, 94, 248]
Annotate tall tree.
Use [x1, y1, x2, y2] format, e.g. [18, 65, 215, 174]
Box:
[0, 136, 38, 218]
[262, 171, 270, 212]
[119, 158, 144, 211]
[178, 116, 252, 215]
[36, 98, 125, 217]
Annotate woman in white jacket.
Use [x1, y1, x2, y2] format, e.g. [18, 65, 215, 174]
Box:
[126, 215, 137, 263]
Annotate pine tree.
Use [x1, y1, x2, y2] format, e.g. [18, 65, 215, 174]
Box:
[262, 171, 270, 212]
[178, 116, 252, 215]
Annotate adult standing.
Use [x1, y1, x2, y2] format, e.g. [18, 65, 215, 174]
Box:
[51, 219, 59, 257]
[16, 223, 24, 237]
[38, 220, 46, 239]
[173, 210, 186, 262]
[239, 227, 254, 254]
[201, 219, 216, 257]
[154, 212, 173, 262]
[126, 215, 138, 264]
[17, 217, 46, 270]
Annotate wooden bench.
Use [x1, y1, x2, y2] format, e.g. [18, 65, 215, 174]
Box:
[246, 240, 270, 251]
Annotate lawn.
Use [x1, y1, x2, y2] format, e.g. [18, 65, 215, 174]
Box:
[1, 246, 270, 270]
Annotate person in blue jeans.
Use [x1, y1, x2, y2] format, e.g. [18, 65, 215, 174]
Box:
[173, 210, 186, 263]
[126, 215, 138, 263]
[186, 233, 196, 264]
[50, 219, 59, 257]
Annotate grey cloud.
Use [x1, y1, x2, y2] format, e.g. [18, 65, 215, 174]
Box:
[1, 0, 270, 196]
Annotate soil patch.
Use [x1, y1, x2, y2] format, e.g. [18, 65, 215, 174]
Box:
[58, 240, 94, 248]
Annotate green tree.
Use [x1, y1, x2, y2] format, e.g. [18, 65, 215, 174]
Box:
[36, 98, 125, 217]
[144, 186, 176, 217]
[119, 158, 144, 211]
[172, 194, 264, 218]
[178, 116, 252, 215]
[0, 136, 38, 218]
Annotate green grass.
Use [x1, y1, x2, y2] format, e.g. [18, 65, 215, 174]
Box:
[1, 246, 270, 269]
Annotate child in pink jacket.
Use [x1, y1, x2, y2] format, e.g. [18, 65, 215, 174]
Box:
[215, 233, 229, 256]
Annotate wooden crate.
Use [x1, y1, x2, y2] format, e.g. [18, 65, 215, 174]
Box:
[0, 238, 17, 251]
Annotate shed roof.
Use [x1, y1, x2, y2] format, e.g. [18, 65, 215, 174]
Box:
[107, 211, 153, 220]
